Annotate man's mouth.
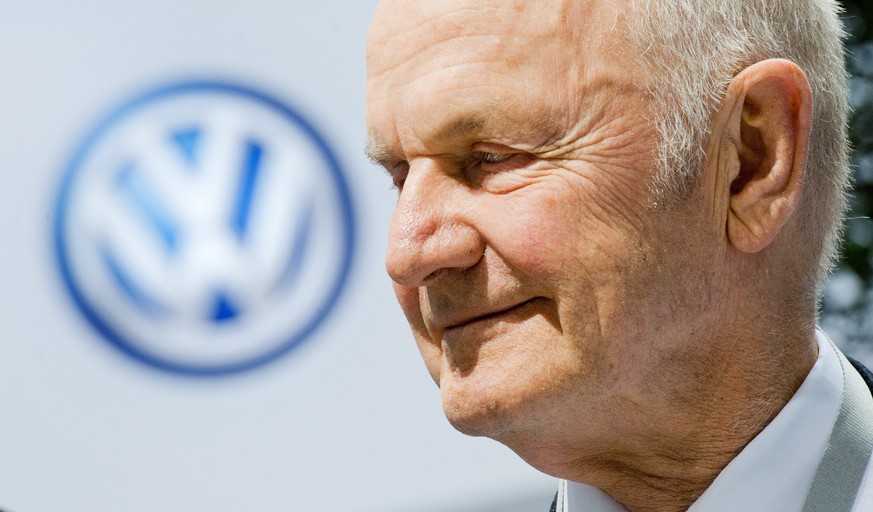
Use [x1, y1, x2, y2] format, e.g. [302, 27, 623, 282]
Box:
[441, 298, 542, 332]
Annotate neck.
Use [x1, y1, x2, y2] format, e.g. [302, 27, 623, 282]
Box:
[527, 327, 818, 512]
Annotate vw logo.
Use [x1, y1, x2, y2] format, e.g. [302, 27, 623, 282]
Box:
[53, 81, 355, 376]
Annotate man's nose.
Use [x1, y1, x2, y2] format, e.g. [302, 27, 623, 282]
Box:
[385, 162, 484, 288]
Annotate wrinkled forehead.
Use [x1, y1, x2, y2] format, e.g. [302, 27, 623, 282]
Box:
[364, 0, 645, 163]
[367, 0, 615, 78]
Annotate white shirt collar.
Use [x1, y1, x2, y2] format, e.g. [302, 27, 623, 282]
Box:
[565, 330, 844, 512]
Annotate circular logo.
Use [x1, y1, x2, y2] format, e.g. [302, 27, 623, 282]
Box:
[54, 81, 355, 376]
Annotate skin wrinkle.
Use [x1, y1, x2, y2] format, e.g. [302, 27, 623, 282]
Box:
[374, 73, 629, 178]
[369, 7, 498, 72]
[369, 5, 624, 162]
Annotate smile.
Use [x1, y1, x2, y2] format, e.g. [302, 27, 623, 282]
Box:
[442, 298, 543, 332]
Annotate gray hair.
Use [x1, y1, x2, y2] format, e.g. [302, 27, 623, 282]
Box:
[625, 0, 850, 288]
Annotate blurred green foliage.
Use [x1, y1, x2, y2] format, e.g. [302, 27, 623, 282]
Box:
[821, 1, 873, 348]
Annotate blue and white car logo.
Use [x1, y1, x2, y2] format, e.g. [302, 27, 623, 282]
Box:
[54, 81, 355, 376]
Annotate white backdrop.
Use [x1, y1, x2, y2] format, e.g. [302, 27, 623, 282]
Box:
[0, 1, 554, 511]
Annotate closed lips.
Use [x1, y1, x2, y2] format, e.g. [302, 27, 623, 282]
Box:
[442, 298, 542, 330]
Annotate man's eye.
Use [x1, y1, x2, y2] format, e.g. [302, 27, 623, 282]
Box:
[389, 161, 410, 190]
[477, 151, 513, 164]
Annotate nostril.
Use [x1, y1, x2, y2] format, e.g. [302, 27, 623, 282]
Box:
[386, 221, 485, 287]
[423, 267, 450, 284]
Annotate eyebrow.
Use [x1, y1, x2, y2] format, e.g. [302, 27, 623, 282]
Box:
[365, 103, 500, 167]
[365, 141, 393, 167]
[428, 107, 496, 142]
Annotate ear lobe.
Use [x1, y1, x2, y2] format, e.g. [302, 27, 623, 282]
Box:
[722, 59, 813, 254]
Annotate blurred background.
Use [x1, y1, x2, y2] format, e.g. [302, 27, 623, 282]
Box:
[0, 2, 871, 512]
[0, 2, 554, 511]
[822, 0, 873, 361]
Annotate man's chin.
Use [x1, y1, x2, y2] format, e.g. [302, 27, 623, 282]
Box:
[438, 376, 528, 439]
[442, 399, 510, 438]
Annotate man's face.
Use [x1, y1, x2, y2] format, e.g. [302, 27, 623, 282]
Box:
[366, 0, 720, 451]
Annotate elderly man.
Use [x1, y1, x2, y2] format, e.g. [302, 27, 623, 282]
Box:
[365, 0, 873, 510]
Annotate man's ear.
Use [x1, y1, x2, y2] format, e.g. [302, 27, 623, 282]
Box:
[713, 59, 813, 254]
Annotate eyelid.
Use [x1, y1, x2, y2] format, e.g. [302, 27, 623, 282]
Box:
[472, 142, 516, 154]
[478, 151, 513, 163]
[471, 142, 530, 167]
[388, 160, 410, 189]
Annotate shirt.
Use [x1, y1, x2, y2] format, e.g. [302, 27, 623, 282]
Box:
[563, 330, 873, 512]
